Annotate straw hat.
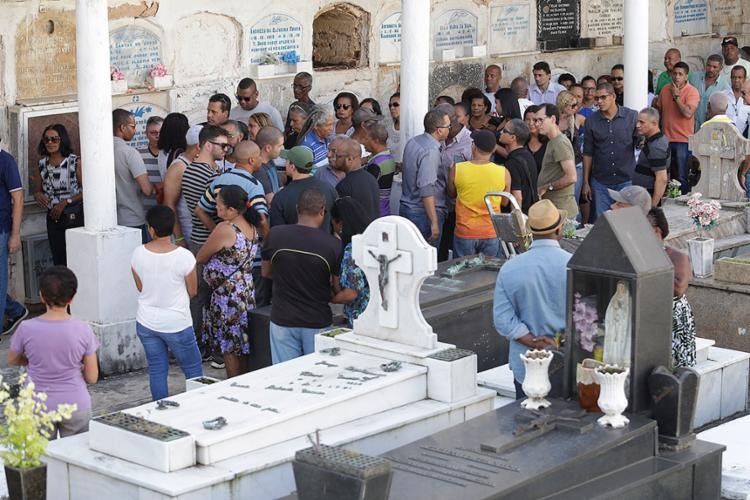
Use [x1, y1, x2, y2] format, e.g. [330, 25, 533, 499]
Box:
[527, 199, 566, 236]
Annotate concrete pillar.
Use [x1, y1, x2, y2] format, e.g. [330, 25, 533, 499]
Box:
[400, 0, 430, 152]
[67, 0, 144, 375]
[623, 0, 649, 111]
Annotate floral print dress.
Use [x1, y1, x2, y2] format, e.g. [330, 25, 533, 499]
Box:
[202, 224, 258, 355]
[339, 242, 370, 328]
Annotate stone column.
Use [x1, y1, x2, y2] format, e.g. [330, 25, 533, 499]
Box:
[67, 0, 144, 375]
[623, 0, 649, 111]
[400, 0, 430, 151]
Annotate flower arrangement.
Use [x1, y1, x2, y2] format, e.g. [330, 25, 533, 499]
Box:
[280, 50, 300, 65]
[562, 219, 578, 239]
[687, 193, 721, 236]
[110, 66, 125, 81]
[666, 179, 682, 199]
[573, 293, 599, 352]
[260, 53, 281, 65]
[149, 63, 168, 78]
[0, 375, 76, 468]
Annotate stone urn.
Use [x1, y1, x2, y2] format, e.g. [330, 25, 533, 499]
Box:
[594, 365, 630, 428]
[520, 349, 552, 410]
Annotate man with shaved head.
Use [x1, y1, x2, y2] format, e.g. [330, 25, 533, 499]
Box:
[332, 137, 380, 221]
[656, 48, 684, 95]
[484, 64, 503, 113]
[702, 91, 733, 126]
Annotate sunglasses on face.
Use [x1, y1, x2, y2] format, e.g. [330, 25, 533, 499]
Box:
[236, 95, 255, 103]
[44, 136, 61, 144]
[594, 94, 612, 101]
[209, 140, 232, 151]
[335, 104, 352, 110]
[611, 76, 624, 81]
[389, 102, 400, 108]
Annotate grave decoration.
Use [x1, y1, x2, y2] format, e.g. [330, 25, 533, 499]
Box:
[688, 120, 750, 202]
[686, 193, 721, 278]
[146, 63, 171, 89]
[565, 207, 673, 413]
[110, 66, 127, 94]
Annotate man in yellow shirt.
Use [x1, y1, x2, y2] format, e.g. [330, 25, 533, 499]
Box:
[447, 130, 510, 257]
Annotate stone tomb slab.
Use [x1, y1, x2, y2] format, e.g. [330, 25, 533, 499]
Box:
[90, 351, 427, 469]
[714, 253, 750, 285]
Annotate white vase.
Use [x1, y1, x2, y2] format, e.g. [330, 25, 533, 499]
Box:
[111, 80, 127, 94]
[148, 74, 172, 89]
[520, 349, 552, 410]
[687, 237, 714, 278]
[594, 365, 630, 428]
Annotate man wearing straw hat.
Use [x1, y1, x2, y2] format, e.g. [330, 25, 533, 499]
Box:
[493, 199, 571, 399]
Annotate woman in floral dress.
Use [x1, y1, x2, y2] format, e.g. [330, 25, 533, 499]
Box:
[197, 186, 260, 378]
[331, 197, 375, 327]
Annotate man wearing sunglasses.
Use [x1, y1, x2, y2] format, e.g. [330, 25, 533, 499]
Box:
[230, 78, 284, 130]
[610, 64, 625, 106]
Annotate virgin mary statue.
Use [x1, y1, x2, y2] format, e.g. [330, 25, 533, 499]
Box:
[603, 281, 631, 368]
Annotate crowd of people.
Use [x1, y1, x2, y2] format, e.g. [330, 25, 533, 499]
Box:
[4, 37, 747, 435]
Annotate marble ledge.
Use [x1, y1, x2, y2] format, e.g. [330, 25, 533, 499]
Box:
[46, 389, 495, 497]
[689, 275, 750, 293]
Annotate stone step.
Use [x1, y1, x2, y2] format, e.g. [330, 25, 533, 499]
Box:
[699, 414, 750, 500]
[693, 346, 750, 429]
[477, 364, 515, 398]
[713, 233, 750, 259]
[696, 337, 715, 363]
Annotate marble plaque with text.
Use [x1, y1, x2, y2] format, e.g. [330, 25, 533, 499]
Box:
[711, 0, 743, 31]
[537, 0, 580, 41]
[249, 14, 303, 65]
[109, 26, 162, 87]
[16, 12, 77, 100]
[490, 4, 532, 54]
[121, 97, 168, 151]
[434, 9, 478, 57]
[584, 0, 623, 38]
[674, 0, 710, 36]
[379, 12, 402, 63]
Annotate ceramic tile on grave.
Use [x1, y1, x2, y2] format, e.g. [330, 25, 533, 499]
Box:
[109, 26, 162, 87]
[536, 0, 581, 51]
[248, 14, 303, 65]
[688, 121, 750, 202]
[15, 12, 77, 100]
[379, 13, 402, 63]
[674, 0, 710, 36]
[433, 10, 478, 59]
[490, 4, 533, 55]
[565, 207, 673, 413]
[93, 351, 427, 468]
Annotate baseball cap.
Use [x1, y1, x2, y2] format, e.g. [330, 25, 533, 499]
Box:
[352, 108, 383, 129]
[185, 124, 203, 146]
[722, 36, 738, 47]
[470, 129, 497, 154]
[608, 185, 651, 214]
[280, 146, 314, 170]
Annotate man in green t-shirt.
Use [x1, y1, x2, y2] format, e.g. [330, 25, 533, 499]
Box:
[535, 104, 579, 219]
[656, 48, 687, 95]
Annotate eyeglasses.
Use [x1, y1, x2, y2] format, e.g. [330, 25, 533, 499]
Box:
[236, 95, 255, 103]
[583, 87, 596, 91]
[532, 116, 548, 124]
[436, 124, 451, 129]
[611, 76, 624, 81]
[499, 128, 513, 135]
[389, 102, 400, 108]
[335, 104, 352, 110]
[209, 140, 232, 152]
[43, 136, 61, 144]
[594, 94, 612, 101]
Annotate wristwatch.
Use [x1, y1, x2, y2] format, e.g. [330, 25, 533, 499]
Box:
[66, 198, 73, 205]
[548, 184, 554, 191]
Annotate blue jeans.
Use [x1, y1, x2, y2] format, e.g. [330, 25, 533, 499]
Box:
[399, 204, 445, 249]
[270, 322, 327, 364]
[591, 178, 632, 218]
[0, 232, 25, 324]
[136, 322, 203, 400]
[453, 236, 500, 258]
[670, 142, 690, 195]
[574, 163, 583, 222]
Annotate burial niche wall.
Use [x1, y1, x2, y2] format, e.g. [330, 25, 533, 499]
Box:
[312, 3, 370, 69]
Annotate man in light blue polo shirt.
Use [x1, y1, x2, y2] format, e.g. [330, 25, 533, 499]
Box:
[493, 199, 571, 399]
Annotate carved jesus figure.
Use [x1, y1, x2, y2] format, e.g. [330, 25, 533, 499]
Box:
[368, 250, 402, 311]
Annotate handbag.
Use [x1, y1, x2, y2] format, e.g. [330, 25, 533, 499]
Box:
[61, 202, 84, 226]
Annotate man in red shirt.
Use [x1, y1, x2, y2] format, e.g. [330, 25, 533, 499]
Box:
[653, 61, 699, 194]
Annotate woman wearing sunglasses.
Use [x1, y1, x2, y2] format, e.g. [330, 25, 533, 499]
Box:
[333, 92, 359, 136]
[31, 124, 83, 265]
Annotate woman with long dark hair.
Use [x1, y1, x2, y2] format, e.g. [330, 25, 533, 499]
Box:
[196, 185, 261, 378]
[333, 92, 359, 136]
[156, 113, 190, 178]
[31, 124, 83, 265]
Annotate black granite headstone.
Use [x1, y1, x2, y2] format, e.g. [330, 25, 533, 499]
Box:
[536, 0, 581, 50]
[649, 365, 699, 448]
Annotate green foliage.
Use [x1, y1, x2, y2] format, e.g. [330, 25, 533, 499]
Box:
[0, 374, 76, 468]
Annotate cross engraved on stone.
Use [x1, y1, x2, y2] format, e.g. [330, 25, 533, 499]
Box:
[689, 121, 750, 201]
[368, 249, 402, 311]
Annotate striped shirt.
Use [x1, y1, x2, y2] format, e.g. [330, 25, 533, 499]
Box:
[182, 161, 220, 246]
[139, 147, 160, 209]
[300, 131, 330, 175]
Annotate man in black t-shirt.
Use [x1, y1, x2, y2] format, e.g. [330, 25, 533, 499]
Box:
[262, 187, 342, 364]
[332, 137, 380, 221]
[499, 118, 539, 214]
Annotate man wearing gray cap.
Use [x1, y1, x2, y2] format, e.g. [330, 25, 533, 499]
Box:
[608, 185, 652, 215]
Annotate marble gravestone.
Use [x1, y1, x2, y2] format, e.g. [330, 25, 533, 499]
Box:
[688, 120, 750, 202]
[109, 26, 162, 87]
[248, 14, 303, 65]
[711, 0, 744, 34]
[379, 13, 402, 63]
[583, 0, 623, 42]
[490, 4, 533, 55]
[46, 217, 493, 499]
[433, 9, 478, 59]
[674, 0, 710, 37]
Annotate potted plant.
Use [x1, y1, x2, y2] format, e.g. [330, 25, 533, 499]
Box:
[0, 374, 76, 500]
[146, 63, 172, 90]
[111, 66, 127, 94]
[686, 193, 721, 278]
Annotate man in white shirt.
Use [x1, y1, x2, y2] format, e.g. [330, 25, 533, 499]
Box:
[724, 65, 749, 132]
[229, 78, 284, 130]
[721, 36, 750, 79]
[529, 61, 566, 105]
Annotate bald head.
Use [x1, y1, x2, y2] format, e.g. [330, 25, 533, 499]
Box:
[233, 140, 260, 162]
[708, 91, 729, 118]
[664, 48, 682, 72]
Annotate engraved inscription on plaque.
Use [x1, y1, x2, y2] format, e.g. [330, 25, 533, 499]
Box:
[379, 12, 402, 63]
[248, 14, 303, 65]
[109, 26, 162, 86]
[674, 0, 710, 36]
[434, 9, 478, 56]
[584, 0, 623, 38]
[537, 0, 581, 41]
[490, 4, 532, 55]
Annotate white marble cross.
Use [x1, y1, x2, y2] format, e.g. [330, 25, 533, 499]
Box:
[688, 121, 750, 201]
[352, 216, 438, 349]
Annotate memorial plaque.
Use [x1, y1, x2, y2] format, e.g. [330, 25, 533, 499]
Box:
[584, 0, 623, 38]
[490, 4, 532, 54]
[249, 14, 303, 65]
[120, 96, 168, 150]
[674, 0, 710, 36]
[537, 0, 580, 45]
[434, 9, 477, 58]
[15, 12, 77, 100]
[109, 26, 162, 87]
[379, 12, 402, 63]
[711, 0, 743, 32]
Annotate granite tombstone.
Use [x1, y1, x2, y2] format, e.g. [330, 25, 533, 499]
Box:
[536, 0, 581, 51]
